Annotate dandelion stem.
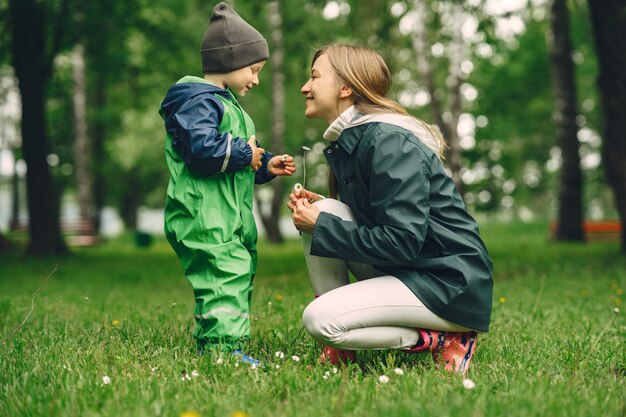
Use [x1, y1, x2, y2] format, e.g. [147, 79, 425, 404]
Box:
[301, 146, 310, 190]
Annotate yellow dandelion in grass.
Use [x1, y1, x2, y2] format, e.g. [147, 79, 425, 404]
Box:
[112, 319, 120, 328]
[275, 294, 284, 302]
[617, 289, 623, 296]
[580, 289, 589, 296]
[499, 297, 507, 304]
[180, 411, 201, 417]
[230, 411, 249, 417]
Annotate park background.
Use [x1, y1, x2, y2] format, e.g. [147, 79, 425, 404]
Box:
[0, 1, 625, 417]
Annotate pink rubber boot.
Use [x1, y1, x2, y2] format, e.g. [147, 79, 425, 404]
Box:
[319, 345, 356, 366]
[408, 329, 478, 376]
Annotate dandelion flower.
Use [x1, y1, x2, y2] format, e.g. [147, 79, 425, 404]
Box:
[291, 355, 300, 362]
[275, 294, 284, 302]
[180, 411, 201, 417]
[462, 378, 476, 389]
[499, 297, 506, 304]
[112, 319, 120, 328]
[378, 375, 390, 384]
[230, 411, 249, 417]
[102, 375, 111, 385]
[393, 368, 404, 375]
[617, 289, 623, 295]
[275, 351, 285, 359]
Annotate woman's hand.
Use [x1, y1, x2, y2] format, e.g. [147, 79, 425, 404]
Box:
[268, 154, 296, 177]
[288, 187, 321, 234]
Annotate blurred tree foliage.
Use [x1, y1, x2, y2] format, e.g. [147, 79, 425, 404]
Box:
[0, 0, 615, 242]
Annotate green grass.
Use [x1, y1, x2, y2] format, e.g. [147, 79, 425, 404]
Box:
[1, 222, 625, 417]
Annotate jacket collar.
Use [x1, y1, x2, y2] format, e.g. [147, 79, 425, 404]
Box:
[323, 105, 363, 154]
[322, 104, 440, 157]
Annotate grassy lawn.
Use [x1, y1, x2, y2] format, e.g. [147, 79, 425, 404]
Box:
[0, 221, 624, 417]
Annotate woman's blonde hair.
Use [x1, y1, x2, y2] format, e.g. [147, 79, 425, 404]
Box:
[312, 44, 447, 158]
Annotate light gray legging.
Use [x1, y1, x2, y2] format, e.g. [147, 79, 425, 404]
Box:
[302, 198, 471, 350]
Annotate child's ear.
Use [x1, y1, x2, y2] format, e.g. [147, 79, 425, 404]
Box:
[339, 85, 353, 99]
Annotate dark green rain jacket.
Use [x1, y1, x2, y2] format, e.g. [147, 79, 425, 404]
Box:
[310, 109, 493, 332]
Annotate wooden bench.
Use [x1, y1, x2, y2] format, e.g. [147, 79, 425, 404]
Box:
[10, 217, 100, 247]
[550, 220, 622, 243]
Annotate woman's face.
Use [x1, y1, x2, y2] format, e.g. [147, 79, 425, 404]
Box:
[301, 54, 343, 123]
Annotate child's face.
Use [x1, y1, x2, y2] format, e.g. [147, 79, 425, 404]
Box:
[224, 61, 266, 97]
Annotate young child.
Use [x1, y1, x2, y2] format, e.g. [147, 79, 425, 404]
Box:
[159, 2, 295, 363]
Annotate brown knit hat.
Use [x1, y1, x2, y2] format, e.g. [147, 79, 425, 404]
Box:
[201, 2, 269, 73]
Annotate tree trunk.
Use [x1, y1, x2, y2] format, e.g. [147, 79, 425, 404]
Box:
[445, 2, 465, 196]
[548, 0, 584, 241]
[410, 0, 464, 195]
[92, 77, 108, 231]
[256, 0, 285, 244]
[9, 0, 67, 255]
[72, 44, 95, 220]
[587, 0, 626, 252]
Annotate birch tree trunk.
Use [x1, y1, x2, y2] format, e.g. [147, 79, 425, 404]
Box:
[547, 0, 584, 241]
[72, 44, 94, 220]
[410, 0, 465, 196]
[256, 0, 285, 243]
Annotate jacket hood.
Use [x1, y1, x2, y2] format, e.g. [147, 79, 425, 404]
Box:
[160, 76, 230, 120]
[323, 105, 441, 156]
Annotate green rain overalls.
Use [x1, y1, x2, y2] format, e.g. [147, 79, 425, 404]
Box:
[161, 76, 265, 350]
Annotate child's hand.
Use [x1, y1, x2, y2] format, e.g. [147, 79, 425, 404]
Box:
[268, 154, 296, 177]
[248, 136, 265, 172]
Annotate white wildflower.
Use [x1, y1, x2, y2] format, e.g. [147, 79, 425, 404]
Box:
[150, 367, 158, 373]
[378, 375, 390, 384]
[332, 367, 338, 374]
[275, 351, 285, 359]
[171, 302, 176, 308]
[462, 378, 476, 390]
[251, 364, 258, 370]
[216, 357, 224, 365]
[302, 146, 311, 151]
[235, 362, 239, 368]
[191, 370, 199, 378]
[291, 355, 300, 362]
[275, 364, 280, 369]
[614, 307, 620, 314]
[102, 375, 111, 385]
[393, 368, 404, 375]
